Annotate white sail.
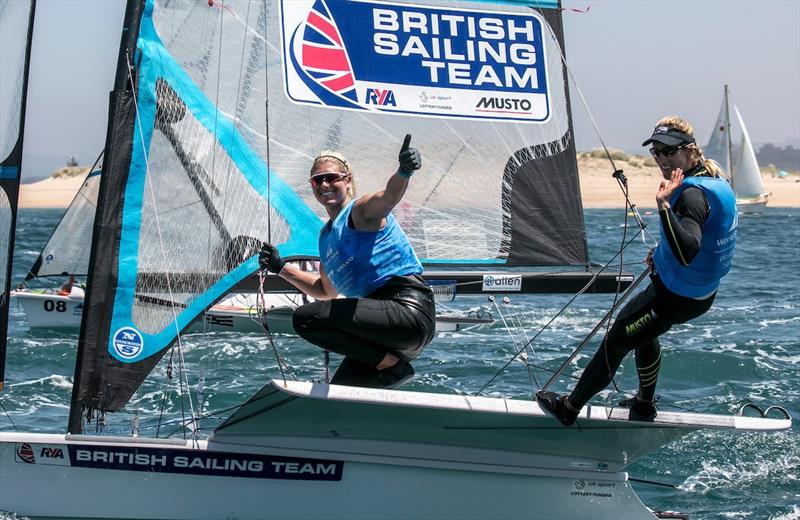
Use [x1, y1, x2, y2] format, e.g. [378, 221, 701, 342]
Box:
[703, 92, 731, 175]
[732, 104, 767, 198]
[26, 170, 101, 279]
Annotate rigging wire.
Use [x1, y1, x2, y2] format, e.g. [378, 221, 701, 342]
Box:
[476, 232, 646, 396]
[0, 398, 19, 432]
[474, 8, 661, 407]
[125, 53, 198, 438]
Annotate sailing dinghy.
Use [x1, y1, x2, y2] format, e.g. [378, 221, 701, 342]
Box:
[0, 1, 790, 518]
[704, 85, 770, 213]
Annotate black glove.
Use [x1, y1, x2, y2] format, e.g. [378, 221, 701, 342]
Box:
[398, 134, 422, 176]
[258, 243, 285, 274]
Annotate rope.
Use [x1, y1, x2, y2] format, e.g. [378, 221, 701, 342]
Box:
[126, 53, 198, 436]
[0, 398, 19, 432]
[476, 232, 646, 396]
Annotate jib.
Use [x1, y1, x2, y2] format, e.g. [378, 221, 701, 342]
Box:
[476, 97, 531, 111]
[40, 447, 64, 459]
[365, 88, 397, 107]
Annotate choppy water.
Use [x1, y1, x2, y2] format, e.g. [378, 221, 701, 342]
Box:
[2, 208, 799, 519]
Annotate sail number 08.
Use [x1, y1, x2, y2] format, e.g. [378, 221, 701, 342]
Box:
[43, 300, 68, 312]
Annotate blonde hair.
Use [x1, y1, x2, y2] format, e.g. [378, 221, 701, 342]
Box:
[654, 115, 724, 178]
[311, 150, 356, 196]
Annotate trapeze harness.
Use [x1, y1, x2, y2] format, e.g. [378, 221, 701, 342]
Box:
[292, 199, 436, 369]
[569, 166, 737, 408]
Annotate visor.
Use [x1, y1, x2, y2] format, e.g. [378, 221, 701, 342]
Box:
[642, 125, 695, 147]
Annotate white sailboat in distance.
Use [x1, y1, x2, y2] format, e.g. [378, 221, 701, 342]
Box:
[704, 84, 770, 213]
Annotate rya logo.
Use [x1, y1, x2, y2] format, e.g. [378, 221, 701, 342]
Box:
[365, 88, 397, 106]
[40, 447, 64, 459]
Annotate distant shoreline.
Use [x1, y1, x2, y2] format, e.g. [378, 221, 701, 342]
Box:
[17, 161, 800, 210]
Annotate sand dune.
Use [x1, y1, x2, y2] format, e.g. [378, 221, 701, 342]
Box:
[17, 161, 799, 209]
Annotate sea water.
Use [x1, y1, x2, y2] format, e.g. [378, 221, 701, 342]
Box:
[2, 208, 798, 519]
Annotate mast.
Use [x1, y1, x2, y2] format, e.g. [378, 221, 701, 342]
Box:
[0, 0, 36, 390]
[68, 0, 145, 434]
[723, 84, 735, 191]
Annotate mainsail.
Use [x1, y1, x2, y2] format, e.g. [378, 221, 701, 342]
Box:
[704, 85, 767, 202]
[25, 169, 102, 281]
[0, 0, 36, 387]
[731, 105, 767, 198]
[70, 0, 588, 430]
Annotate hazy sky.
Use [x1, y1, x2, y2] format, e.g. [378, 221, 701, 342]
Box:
[18, 0, 800, 179]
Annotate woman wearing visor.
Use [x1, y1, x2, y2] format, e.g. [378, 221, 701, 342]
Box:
[537, 116, 737, 426]
[259, 135, 435, 389]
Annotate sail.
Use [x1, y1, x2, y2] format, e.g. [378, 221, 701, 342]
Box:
[732, 105, 766, 198]
[0, 0, 36, 387]
[70, 0, 587, 426]
[26, 169, 102, 280]
[703, 92, 731, 175]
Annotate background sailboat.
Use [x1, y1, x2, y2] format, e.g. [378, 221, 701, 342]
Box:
[704, 84, 770, 213]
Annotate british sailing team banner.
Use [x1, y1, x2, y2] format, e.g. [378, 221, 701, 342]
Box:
[280, 0, 551, 123]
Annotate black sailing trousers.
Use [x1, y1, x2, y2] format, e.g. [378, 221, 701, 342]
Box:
[570, 273, 715, 409]
[292, 274, 436, 368]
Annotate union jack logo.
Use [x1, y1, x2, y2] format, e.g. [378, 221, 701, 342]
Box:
[300, 0, 357, 102]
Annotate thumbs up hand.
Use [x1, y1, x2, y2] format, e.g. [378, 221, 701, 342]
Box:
[398, 134, 422, 177]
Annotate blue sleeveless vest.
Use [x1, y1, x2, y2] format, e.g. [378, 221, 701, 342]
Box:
[319, 200, 423, 298]
[653, 175, 737, 298]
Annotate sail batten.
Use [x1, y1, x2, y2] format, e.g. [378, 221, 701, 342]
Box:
[70, 0, 589, 425]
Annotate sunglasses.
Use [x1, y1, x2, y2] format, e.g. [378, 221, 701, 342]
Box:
[649, 144, 688, 159]
[310, 172, 349, 188]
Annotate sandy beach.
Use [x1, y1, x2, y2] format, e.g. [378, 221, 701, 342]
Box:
[18, 160, 800, 210]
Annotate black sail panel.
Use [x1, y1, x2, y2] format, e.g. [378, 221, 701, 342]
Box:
[0, 0, 36, 388]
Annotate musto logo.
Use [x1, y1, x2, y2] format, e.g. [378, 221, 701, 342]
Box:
[482, 274, 522, 292]
[112, 327, 144, 360]
[476, 96, 532, 114]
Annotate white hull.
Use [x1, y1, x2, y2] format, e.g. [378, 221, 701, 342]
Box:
[0, 381, 789, 519]
[10, 290, 293, 334]
[0, 433, 650, 520]
[10, 290, 492, 334]
[737, 194, 769, 214]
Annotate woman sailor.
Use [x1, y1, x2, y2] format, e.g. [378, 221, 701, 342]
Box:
[259, 135, 435, 389]
[537, 116, 738, 425]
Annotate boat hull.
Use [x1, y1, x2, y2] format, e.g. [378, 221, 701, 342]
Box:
[1, 381, 789, 519]
[736, 196, 769, 214]
[0, 432, 655, 519]
[10, 291, 492, 334]
[10, 290, 278, 333]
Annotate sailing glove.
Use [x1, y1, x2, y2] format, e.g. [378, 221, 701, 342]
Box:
[398, 134, 422, 177]
[258, 243, 285, 274]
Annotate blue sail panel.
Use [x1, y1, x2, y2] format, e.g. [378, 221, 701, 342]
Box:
[106, 2, 321, 363]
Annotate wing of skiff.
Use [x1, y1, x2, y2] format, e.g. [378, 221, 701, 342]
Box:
[209, 381, 790, 473]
